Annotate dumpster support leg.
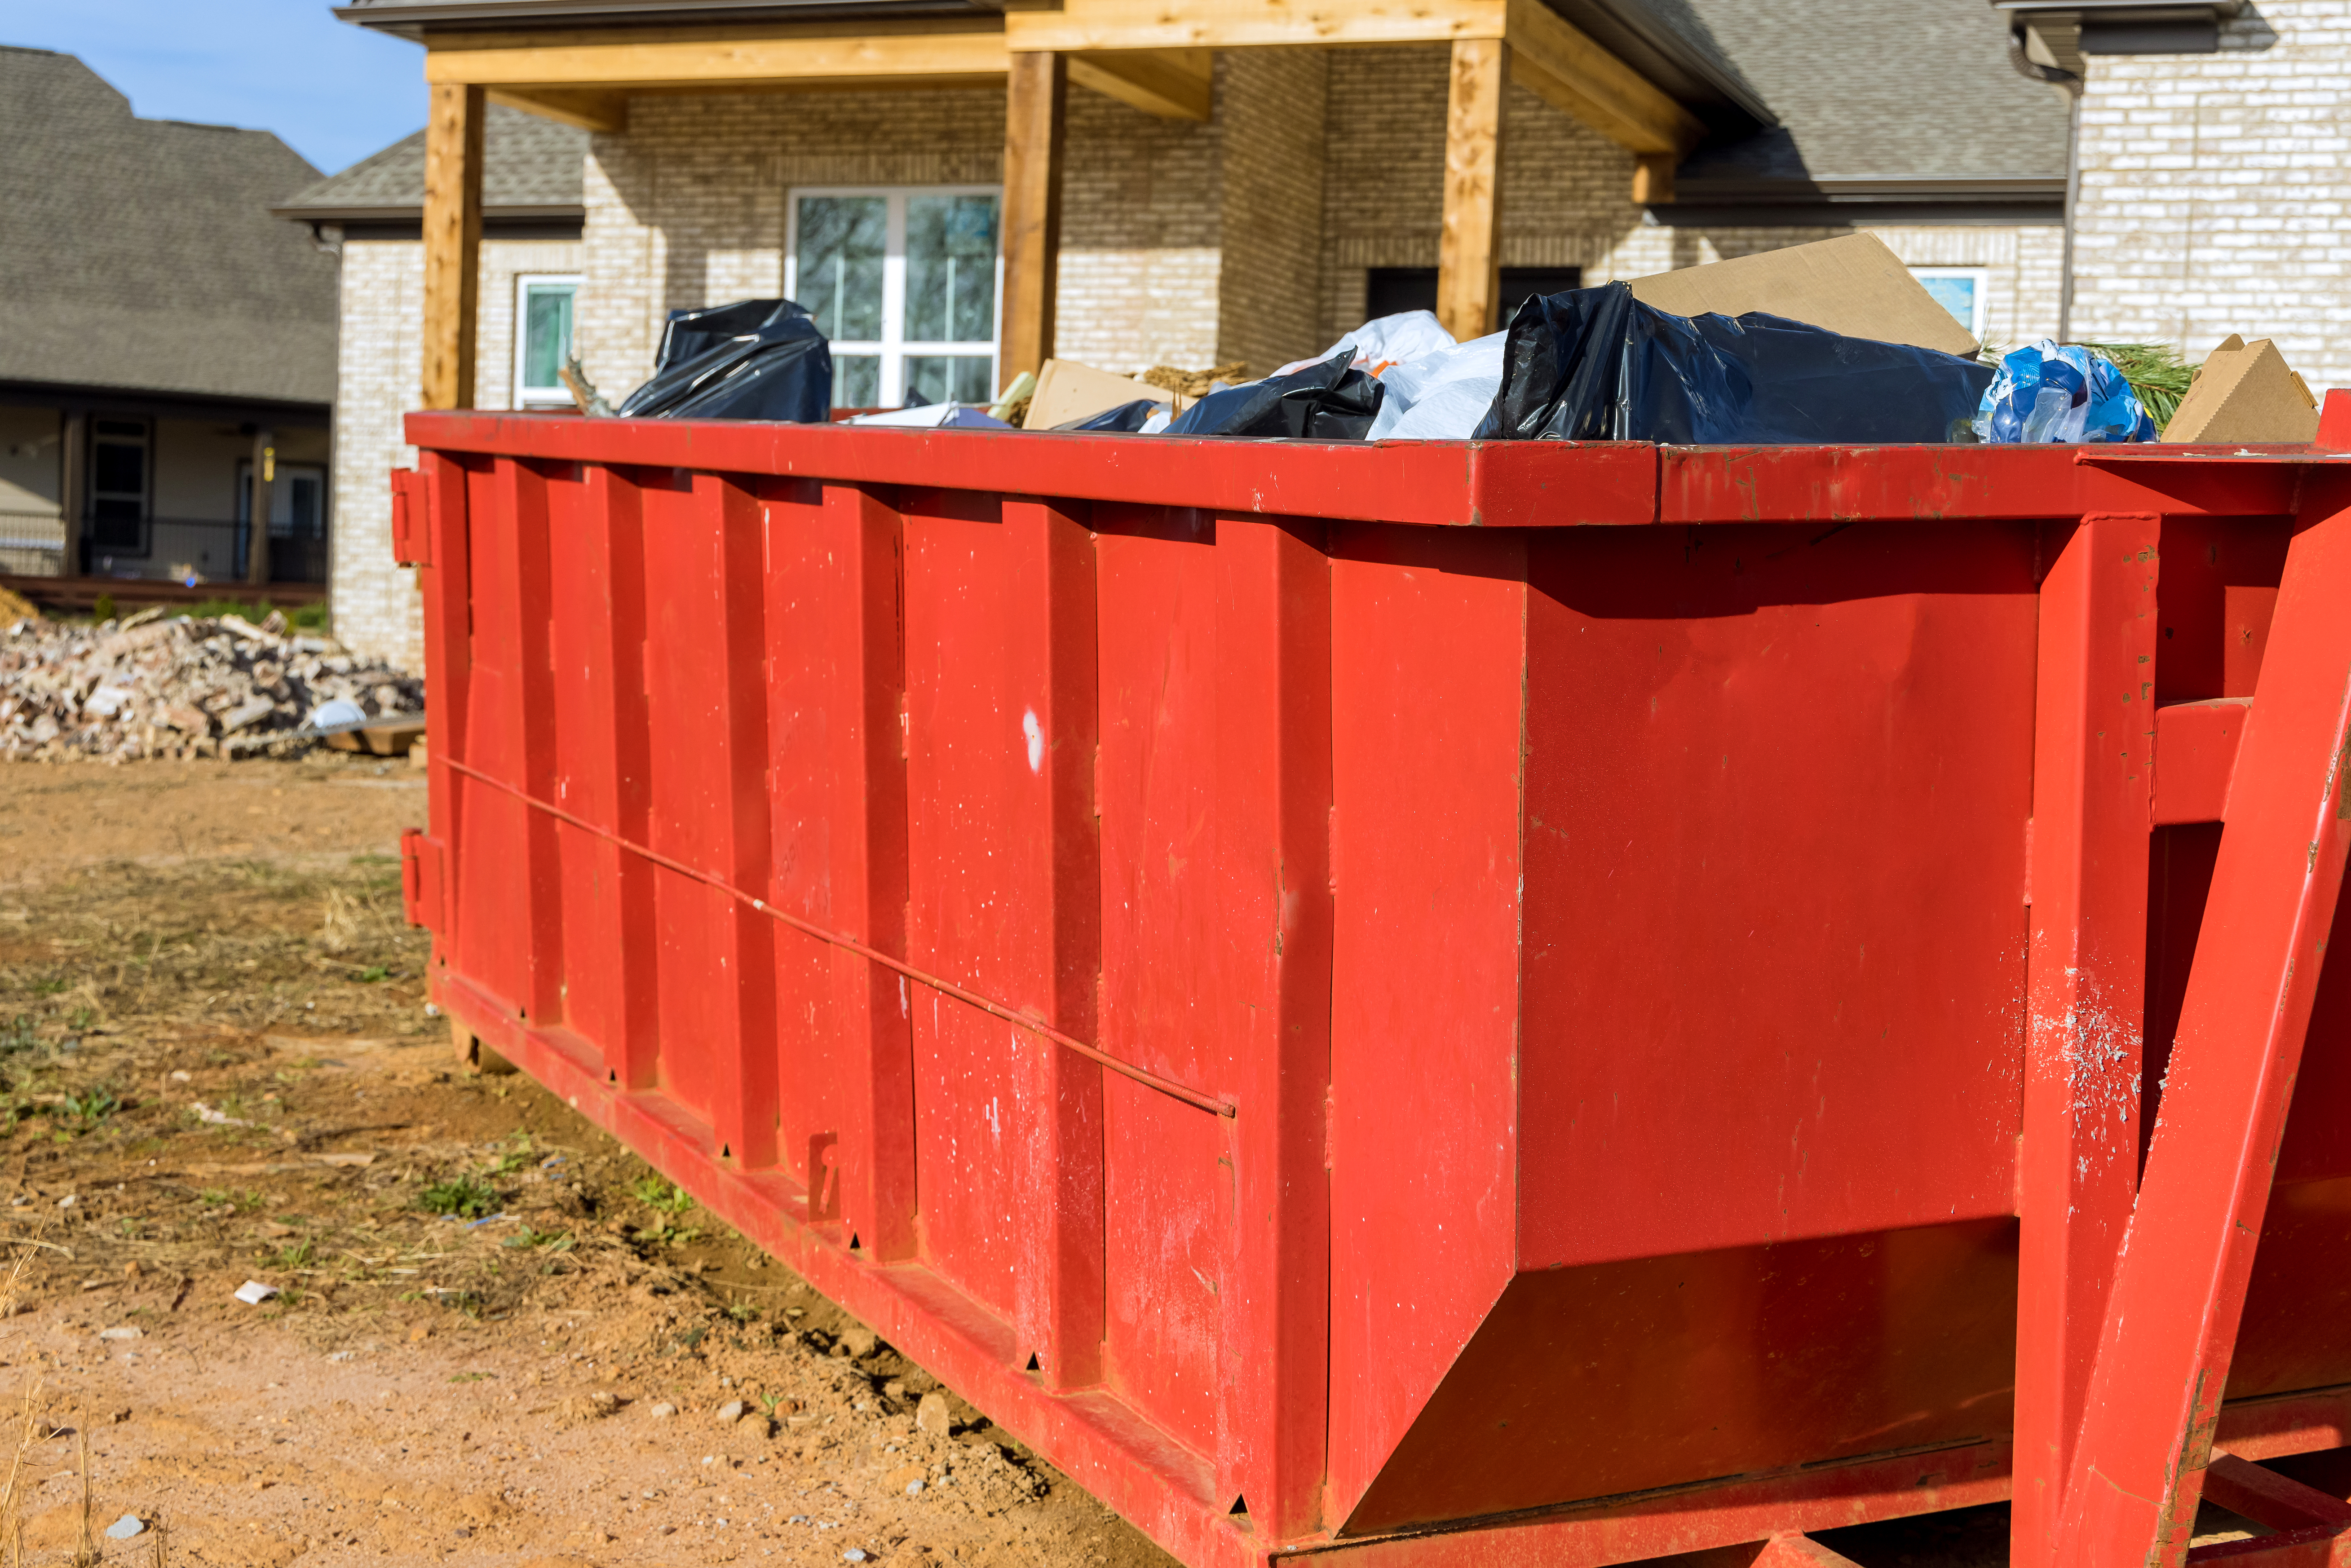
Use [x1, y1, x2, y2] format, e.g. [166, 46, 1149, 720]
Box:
[2014, 512, 2161, 1564]
[2053, 485, 2351, 1568]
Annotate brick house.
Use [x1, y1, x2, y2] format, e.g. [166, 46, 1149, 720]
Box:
[0, 47, 337, 592]
[312, 0, 2342, 669]
[276, 106, 588, 668]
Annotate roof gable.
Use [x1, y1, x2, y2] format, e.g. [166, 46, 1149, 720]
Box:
[0, 47, 338, 405]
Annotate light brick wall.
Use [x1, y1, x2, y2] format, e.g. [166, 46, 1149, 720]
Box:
[1057, 80, 1222, 374]
[1215, 49, 1330, 377]
[330, 234, 580, 671]
[2072, 0, 2351, 392]
[580, 90, 1008, 398]
[1318, 45, 2058, 347]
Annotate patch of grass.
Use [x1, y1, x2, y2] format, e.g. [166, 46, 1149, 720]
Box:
[265, 1240, 316, 1270]
[633, 1177, 693, 1214]
[503, 1225, 574, 1252]
[180, 597, 330, 632]
[356, 966, 390, 984]
[57, 1088, 116, 1127]
[419, 1175, 498, 1219]
[0, 1017, 37, 1053]
[446, 1371, 494, 1384]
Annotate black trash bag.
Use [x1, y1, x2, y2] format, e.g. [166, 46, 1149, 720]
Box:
[1052, 398, 1164, 433]
[1164, 353, 1383, 440]
[616, 299, 832, 422]
[1472, 281, 1993, 444]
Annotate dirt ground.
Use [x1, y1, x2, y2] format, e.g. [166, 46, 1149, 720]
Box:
[0, 756, 1171, 1568]
[0, 758, 2274, 1568]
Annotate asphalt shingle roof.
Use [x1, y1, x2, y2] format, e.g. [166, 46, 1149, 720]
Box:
[0, 47, 339, 406]
[276, 104, 588, 216]
[1675, 0, 2069, 182]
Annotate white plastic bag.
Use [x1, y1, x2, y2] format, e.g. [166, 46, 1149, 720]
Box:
[1366, 331, 1507, 440]
[1273, 311, 1457, 380]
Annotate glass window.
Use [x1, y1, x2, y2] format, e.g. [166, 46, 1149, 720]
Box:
[787, 187, 1001, 410]
[796, 196, 888, 344]
[513, 276, 582, 406]
[1910, 268, 1988, 338]
[905, 194, 998, 344]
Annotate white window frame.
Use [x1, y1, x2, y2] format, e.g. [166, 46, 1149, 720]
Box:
[783, 186, 1003, 408]
[1909, 267, 1990, 339]
[513, 273, 583, 408]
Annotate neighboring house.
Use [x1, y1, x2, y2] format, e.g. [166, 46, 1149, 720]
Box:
[319, 0, 2346, 667]
[275, 107, 589, 670]
[0, 47, 337, 590]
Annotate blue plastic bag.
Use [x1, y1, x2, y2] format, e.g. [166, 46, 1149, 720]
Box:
[1973, 340, 2156, 443]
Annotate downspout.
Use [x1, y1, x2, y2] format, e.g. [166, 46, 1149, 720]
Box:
[2006, 32, 2082, 340]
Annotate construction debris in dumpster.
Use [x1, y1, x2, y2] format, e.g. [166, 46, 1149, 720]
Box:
[616, 298, 831, 422]
[1163, 351, 1384, 438]
[1973, 340, 2157, 443]
[1472, 280, 1994, 443]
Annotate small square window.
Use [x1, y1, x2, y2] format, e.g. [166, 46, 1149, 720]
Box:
[514, 275, 583, 407]
[1910, 268, 1989, 339]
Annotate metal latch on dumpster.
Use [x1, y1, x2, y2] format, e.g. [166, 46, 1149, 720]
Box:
[399, 828, 446, 932]
[390, 469, 431, 567]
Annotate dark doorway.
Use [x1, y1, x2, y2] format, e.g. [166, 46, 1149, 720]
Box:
[1364, 267, 1585, 334]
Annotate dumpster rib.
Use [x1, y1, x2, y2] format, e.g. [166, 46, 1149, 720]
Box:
[439, 754, 1236, 1118]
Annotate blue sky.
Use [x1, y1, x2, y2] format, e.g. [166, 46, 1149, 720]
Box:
[0, 0, 425, 177]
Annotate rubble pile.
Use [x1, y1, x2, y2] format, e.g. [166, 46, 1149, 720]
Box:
[0, 608, 423, 762]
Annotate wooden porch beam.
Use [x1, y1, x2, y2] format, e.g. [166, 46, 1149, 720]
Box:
[1435, 36, 1506, 343]
[1001, 50, 1068, 394]
[1005, 0, 1508, 53]
[424, 22, 1011, 90]
[487, 86, 629, 133]
[421, 82, 485, 412]
[1066, 49, 1213, 120]
[1503, 0, 1701, 157]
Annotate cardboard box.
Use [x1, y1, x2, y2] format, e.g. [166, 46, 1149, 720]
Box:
[1627, 234, 1980, 356]
[1022, 359, 1175, 430]
[2161, 335, 2320, 444]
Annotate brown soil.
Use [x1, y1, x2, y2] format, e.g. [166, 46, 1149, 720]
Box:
[0, 757, 2275, 1568]
[0, 755, 1174, 1568]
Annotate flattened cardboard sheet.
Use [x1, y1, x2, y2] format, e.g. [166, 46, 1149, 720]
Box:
[1023, 359, 1174, 430]
[1627, 233, 1980, 355]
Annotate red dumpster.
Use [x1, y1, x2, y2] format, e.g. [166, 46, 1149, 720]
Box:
[398, 401, 2351, 1568]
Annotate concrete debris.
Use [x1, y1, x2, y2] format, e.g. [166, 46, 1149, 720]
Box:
[0, 610, 422, 763]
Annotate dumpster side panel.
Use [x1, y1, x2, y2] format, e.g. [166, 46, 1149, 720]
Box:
[638, 473, 776, 1135]
[1515, 521, 2037, 1267]
[545, 464, 658, 1089]
[902, 488, 1039, 1321]
[1326, 524, 1528, 1524]
[452, 459, 542, 1024]
[1095, 510, 1225, 1456]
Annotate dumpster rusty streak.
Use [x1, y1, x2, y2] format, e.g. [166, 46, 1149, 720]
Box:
[433, 754, 1235, 1118]
[401, 399, 2351, 1568]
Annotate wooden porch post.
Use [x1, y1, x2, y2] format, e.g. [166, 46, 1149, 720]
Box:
[423, 83, 485, 411]
[1436, 37, 1507, 343]
[246, 428, 275, 585]
[1001, 51, 1067, 393]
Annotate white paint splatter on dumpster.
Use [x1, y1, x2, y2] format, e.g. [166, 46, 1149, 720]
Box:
[1022, 709, 1043, 774]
